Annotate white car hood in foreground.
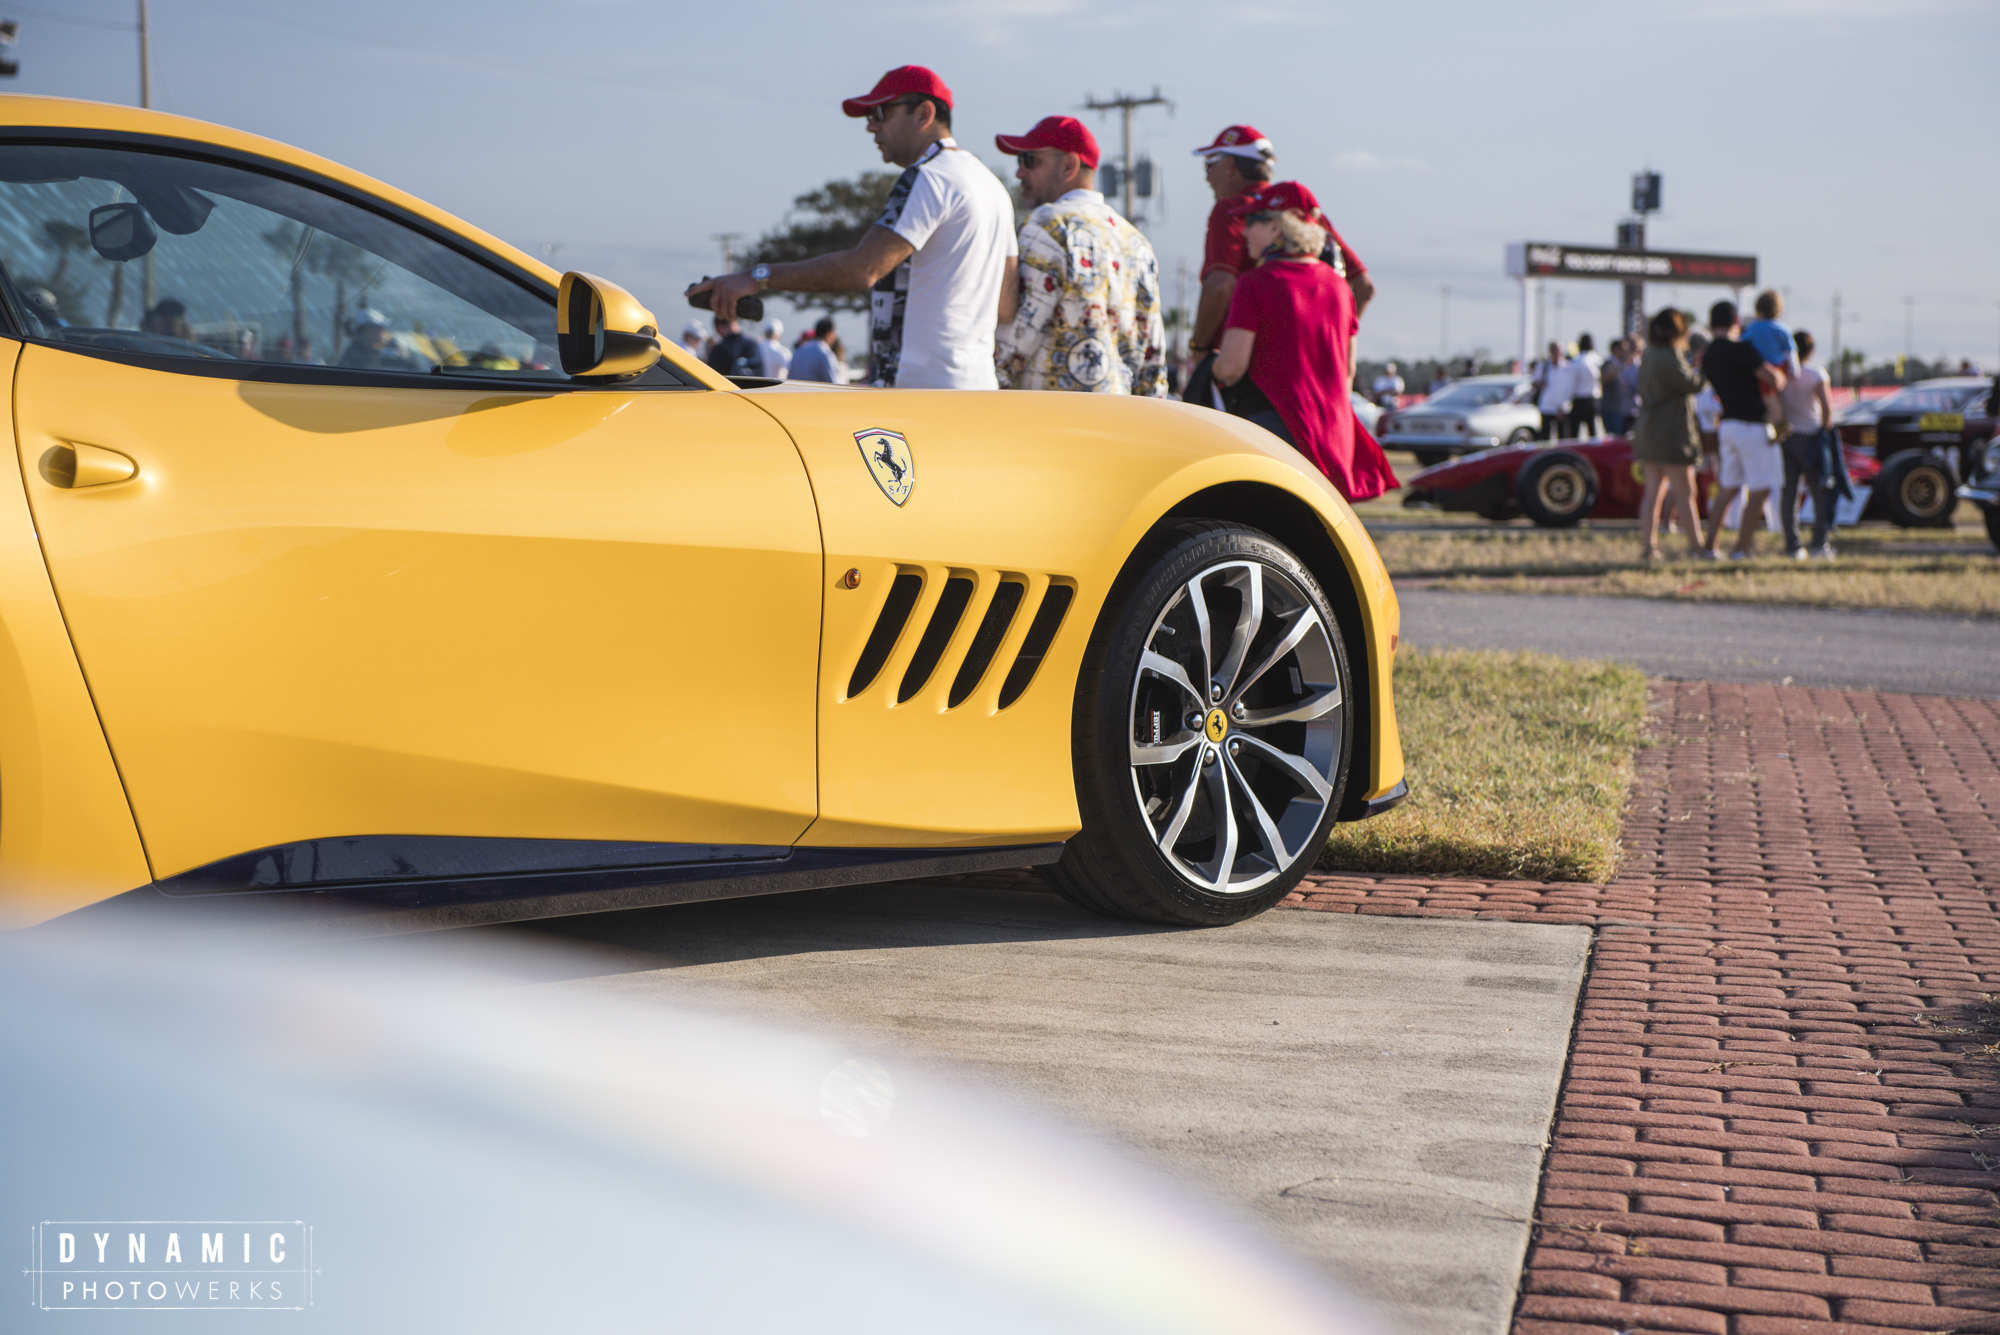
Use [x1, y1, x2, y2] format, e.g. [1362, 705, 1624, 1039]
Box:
[5, 916, 1384, 1334]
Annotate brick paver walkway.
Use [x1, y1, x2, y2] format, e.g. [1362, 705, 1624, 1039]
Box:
[1289, 681, 2000, 1334]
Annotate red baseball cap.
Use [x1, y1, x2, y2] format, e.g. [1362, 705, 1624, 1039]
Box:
[993, 115, 1100, 169]
[1223, 180, 1327, 223]
[841, 65, 953, 118]
[1191, 124, 1274, 160]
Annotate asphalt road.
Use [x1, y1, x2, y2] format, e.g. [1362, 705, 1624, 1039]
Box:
[1398, 586, 2000, 696]
[490, 881, 1590, 1335]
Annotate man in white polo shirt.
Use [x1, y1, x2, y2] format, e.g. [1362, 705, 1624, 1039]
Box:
[687, 66, 1016, 389]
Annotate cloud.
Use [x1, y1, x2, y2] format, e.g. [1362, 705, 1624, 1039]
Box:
[1667, 0, 1973, 16]
[1332, 150, 1426, 172]
[1229, 0, 1346, 25]
[897, 0, 1139, 48]
[904, 0, 1343, 48]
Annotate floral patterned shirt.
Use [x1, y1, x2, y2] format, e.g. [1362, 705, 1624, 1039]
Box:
[997, 190, 1167, 396]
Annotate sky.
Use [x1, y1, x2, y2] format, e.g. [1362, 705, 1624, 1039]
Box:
[9, 0, 1999, 372]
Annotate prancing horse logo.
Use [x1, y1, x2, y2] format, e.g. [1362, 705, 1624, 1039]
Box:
[854, 427, 915, 506]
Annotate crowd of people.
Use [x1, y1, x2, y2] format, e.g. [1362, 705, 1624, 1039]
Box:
[674, 63, 1919, 538]
[680, 315, 854, 383]
[1531, 334, 1636, 440]
[1518, 284, 1858, 563]
[1626, 290, 1848, 562]
[684, 65, 1391, 503]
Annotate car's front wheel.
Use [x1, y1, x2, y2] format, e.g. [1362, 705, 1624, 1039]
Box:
[1040, 522, 1354, 926]
[1877, 451, 1956, 528]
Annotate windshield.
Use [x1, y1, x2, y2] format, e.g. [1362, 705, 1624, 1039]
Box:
[1870, 387, 1980, 415]
[1422, 382, 1517, 409]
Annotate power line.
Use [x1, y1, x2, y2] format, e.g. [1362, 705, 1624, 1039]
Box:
[3, 4, 136, 31]
[1082, 88, 1170, 224]
[165, 0, 721, 98]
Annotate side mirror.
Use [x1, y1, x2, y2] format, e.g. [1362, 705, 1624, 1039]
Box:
[556, 271, 661, 379]
[89, 202, 156, 262]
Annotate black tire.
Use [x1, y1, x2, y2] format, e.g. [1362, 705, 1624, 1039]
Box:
[1039, 521, 1354, 927]
[1412, 449, 1450, 469]
[1516, 450, 1599, 528]
[1983, 505, 2000, 554]
[1506, 427, 1537, 446]
[1877, 451, 1956, 528]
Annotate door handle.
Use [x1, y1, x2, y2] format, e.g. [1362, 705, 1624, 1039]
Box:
[42, 443, 139, 489]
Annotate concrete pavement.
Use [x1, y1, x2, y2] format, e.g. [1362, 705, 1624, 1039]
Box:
[1397, 587, 2000, 697]
[493, 883, 1589, 1335]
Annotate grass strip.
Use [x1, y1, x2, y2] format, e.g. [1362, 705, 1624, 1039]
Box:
[1372, 522, 2000, 618]
[1430, 558, 2000, 618]
[1322, 647, 1649, 882]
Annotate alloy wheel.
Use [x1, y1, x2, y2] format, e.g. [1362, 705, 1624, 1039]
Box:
[1125, 560, 1343, 894]
[1900, 466, 1946, 519]
[1537, 466, 1582, 510]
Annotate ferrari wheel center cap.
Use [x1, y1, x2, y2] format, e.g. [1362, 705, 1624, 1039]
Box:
[1204, 709, 1229, 744]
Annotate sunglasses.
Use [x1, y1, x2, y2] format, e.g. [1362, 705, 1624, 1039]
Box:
[864, 98, 924, 124]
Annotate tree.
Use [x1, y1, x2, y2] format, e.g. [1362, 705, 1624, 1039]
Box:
[740, 172, 900, 314]
[1834, 347, 1866, 387]
[262, 223, 378, 360]
[263, 222, 316, 356]
[38, 220, 87, 288]
[29, 219, 93, 324]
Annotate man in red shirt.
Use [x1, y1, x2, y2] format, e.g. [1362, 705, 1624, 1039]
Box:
[1185, 125, 1373, 380]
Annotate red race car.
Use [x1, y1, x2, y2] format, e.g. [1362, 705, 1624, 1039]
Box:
[1400, 437, 1883, 528]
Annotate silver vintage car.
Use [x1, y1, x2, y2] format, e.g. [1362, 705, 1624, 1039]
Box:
[1379, 375, 1539, 467]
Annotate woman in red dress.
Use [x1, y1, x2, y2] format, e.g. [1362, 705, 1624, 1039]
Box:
[1210, 181, 1395, 502]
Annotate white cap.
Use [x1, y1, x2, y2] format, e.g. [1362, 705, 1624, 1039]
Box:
[765, 319, 784, 338]
[351, 307, 388, 330]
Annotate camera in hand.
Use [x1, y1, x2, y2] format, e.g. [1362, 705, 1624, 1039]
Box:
[688, 277, 763, 324]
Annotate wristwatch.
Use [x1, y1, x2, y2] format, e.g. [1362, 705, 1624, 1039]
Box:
[750, 263, 771, 292]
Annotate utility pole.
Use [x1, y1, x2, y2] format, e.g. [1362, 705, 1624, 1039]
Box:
[1439, 285, 1450, 362]
[1829, 291, 1842, 387]
[137, 0, 150, 107]
[1173, 257, 1188, 364]
[1902, 295, 1915, 381]
[1083, 87, 1170, 223]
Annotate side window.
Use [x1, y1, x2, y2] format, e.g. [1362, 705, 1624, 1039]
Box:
[0, 141, 567, 382]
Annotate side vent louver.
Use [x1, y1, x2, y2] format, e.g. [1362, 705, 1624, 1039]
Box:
[847, 572, 923, 698]
[947, 579, 1025, 708]
[898, 576, 974, 703]
[997, 582, 1075, 709]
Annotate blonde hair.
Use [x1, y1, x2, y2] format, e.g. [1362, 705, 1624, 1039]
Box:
[1270, 212, 1326, 257]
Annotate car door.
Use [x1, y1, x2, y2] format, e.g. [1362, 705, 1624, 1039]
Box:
[0, 139, 821, 882]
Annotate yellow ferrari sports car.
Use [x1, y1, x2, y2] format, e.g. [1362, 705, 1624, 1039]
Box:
[0, 96, 1403, 933]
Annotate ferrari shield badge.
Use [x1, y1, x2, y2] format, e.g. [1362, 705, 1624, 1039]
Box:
[855, 427, 915, 506]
